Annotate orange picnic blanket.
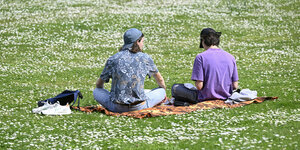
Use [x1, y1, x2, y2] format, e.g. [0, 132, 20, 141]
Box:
[72, 97, 277, 119]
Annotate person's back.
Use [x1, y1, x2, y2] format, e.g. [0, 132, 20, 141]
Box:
[104, 49, 156, 104]
[192, 48, 238, 100]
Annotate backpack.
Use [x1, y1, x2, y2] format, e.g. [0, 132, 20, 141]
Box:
[38, 90, 83, 108]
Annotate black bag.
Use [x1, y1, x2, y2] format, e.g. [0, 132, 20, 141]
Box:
[38, 90, 83, 108]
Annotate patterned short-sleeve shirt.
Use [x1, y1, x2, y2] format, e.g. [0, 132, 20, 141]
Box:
[100, 50, 158, 105]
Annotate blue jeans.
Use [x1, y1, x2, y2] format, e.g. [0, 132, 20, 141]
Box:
[93, 88, 166, 113]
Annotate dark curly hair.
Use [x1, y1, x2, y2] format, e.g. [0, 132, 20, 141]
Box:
[200, 28, 221, 48]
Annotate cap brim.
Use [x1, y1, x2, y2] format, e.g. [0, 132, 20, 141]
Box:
[199, 39, 203, 48]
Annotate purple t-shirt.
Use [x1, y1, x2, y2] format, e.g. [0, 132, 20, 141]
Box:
[191, 48, 239, 100]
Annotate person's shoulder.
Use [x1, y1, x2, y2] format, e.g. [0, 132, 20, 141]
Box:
[196, 51, 207, 58]
[109, 51, 126, 59]
[220, 49, 236, 60]
[138, 51, 150, 56]
[193, 53, 204, 62]
[225, 50, 235, 57]
[138, 52, 153, 59]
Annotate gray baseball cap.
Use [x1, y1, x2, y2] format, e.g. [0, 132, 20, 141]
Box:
[121, 28, 143, 51]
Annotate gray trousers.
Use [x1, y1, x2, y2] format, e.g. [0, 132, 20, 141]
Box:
[171, 84, 200, 104]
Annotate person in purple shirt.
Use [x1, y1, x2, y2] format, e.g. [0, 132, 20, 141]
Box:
[172, 28, 238, 105]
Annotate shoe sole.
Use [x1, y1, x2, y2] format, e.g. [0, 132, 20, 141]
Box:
[32, 107, 54, 114]
[41, 112, 72, 115]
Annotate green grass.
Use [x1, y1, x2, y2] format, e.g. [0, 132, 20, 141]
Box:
[0, 0, 299, 149]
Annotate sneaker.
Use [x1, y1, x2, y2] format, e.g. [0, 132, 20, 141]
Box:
[32, 101, 57, 114]
[41, 103, 72, 115]
[163, 97, 175, 105]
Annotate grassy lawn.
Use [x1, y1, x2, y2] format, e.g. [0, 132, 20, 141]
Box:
[0, 0, 299, 149]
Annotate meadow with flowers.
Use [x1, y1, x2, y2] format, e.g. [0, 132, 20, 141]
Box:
[0, 0, 299, 149]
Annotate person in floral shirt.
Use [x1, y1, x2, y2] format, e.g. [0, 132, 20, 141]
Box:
[93, 28, 166, 112]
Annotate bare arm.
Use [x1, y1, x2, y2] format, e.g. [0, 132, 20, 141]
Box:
[233, 81, 238, 90]
[96, 78, 105, 88]
[153, 72, 166, 89]
[195, 80, 203, 90]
